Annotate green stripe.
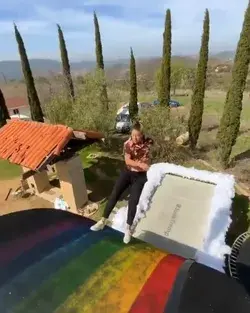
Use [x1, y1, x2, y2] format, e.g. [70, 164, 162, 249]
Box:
[13, 237, 124, 313]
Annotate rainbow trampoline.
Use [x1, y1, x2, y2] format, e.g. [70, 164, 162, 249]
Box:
[0, 209, 184, 313]
[1, 209, 250, 313]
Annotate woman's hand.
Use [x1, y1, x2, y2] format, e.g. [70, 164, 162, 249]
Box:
[137, 162, 150, 172]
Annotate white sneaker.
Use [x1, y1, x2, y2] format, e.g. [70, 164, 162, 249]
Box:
[123, 229, 132, 244]
[90, 219, 106, 231]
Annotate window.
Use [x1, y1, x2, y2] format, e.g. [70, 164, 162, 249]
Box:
[13, 109, 19, 115]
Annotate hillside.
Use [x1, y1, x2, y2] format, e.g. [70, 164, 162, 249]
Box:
[0, 53, 232, 81]
[213, 50, 235, 60]
[0, 59, 128, 80]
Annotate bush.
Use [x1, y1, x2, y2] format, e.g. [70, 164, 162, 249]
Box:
[44, 92, 73, 125]
[45, 70, 122, 135]
[140, 106, 188, 163]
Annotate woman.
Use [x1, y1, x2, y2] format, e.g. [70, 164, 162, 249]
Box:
[91, 122, 153, 244]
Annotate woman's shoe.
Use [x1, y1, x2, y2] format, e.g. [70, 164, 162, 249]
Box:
[123, 229, 132, 244]
[90, 219, 106, 231]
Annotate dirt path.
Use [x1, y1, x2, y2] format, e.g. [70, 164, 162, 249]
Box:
[0, 178, 52, 216]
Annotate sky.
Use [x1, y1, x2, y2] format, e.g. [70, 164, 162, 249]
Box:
[0, 0, 249, 61]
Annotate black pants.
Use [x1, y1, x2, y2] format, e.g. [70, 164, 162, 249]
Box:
[103, 168, 147, 226]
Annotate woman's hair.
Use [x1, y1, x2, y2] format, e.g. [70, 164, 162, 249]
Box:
[131, 120, 153, 145]
[132, 120, 143, 133]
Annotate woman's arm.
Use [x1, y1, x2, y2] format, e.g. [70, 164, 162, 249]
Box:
[125, 154, 149, 171]
[124, 140, 150, 171]
[137, 140, 152, 170]
[124, 154, 142, 170]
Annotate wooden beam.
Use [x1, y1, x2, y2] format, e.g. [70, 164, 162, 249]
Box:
[22, 170, 36, 180]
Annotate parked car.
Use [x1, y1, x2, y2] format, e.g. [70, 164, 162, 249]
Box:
[153, 99, 182, 108]
[115, 102, 153, 133]
[115, 110, 132, 133]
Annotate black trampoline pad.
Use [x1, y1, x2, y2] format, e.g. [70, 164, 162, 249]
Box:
[165, 262, 250, 313]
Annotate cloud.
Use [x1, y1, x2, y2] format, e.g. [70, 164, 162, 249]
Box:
[0, 0, 249, 60]
[0, 20, 49, 35]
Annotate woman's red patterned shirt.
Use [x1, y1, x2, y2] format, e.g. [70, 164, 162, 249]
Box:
[124, 137, 153, 171]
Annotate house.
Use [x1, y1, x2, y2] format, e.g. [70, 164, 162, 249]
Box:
[5, 97, 30, 119]
[0, 119, 104, 213]
[214, 64, 232, 73]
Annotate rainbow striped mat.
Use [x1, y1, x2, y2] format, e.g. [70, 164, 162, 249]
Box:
[0, 209, 185, 313]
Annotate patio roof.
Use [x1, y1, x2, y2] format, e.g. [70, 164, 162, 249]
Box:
[0, 119, 104, 171]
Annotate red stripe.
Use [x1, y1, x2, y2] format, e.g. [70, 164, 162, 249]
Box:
[129, 254, 185, 313]
[0, 220, 80, 265]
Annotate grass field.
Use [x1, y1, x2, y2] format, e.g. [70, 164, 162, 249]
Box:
[0, 160, 22, 180]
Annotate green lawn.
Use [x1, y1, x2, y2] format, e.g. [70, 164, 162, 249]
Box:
[0, 160, 22, 180]
[79, 143, 101, 169]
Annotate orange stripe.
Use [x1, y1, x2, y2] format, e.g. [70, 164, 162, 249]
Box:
[89, 247, 166, 313]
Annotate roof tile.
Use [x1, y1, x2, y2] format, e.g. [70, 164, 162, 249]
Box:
[0, 120, 104, 171]
[0, 120, 74, 170]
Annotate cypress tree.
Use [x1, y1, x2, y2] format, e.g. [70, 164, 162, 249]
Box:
[14, 24, 44, 123]
[57, 24, 75, 100]
[129, 48, 138, 121]
[158, 9, 172, 108]
[93, 12, 109, 110]
[0, 89, 10, 128]
[94, 11, 104, 70]
[217, 3, 250, 168]
[188, 9, 210, 149]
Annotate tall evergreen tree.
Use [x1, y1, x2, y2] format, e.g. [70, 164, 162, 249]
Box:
[217, 3, 250, 168]
[129, 48, 138, 121]
[188, 9, 210, 149]
[93, 12, 109, 110]
[0, 89, 10, 128]
[94, 11, 104, 70]
[57, 24, 75, 100]
[158, 9, 172, 108]
[14, 24, 44, 123]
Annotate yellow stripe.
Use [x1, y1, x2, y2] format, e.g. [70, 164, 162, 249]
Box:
[89, 249, 166, 313]
[56, 243, 149, 313]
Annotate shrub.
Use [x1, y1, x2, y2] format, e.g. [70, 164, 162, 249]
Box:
[140, 106, 188, 163]
[44, 92, 73, 125]
[45, 70, 120, 135]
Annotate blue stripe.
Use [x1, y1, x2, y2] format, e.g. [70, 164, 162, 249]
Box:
[0, 228, 116, 313]
[0, 225, 90, 287]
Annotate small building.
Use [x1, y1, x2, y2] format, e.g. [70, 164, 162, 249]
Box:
[5, 97, 30, 119]
[214, 64, 232, 73]
[0, 119, 104, 214]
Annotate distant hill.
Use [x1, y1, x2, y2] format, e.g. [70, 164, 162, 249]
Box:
[213, 51, 235, 60]
[0, 52, 233, 81]
[0, 59, 129, 81]
[105, 56, 200, 80]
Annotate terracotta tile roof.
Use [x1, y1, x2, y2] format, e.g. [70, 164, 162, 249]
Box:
[0, 120, 104, 171]
[6, 97, 28, 109]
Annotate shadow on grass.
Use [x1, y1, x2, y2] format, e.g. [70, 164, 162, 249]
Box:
[101, 134, 129, 156]
[84, 156, 129, 203]
[233, 149, 250, 162]
[225, 194, 250, 247]
[202, 125, 219, 132]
